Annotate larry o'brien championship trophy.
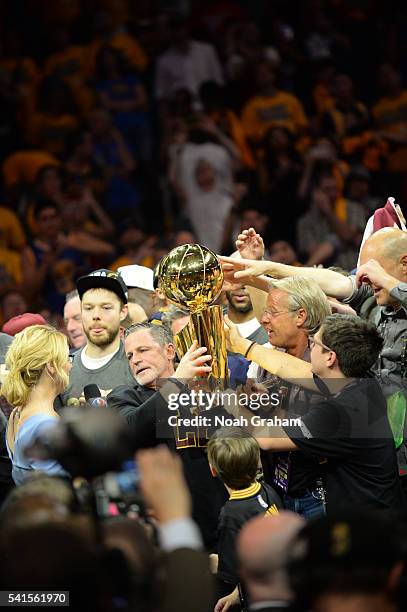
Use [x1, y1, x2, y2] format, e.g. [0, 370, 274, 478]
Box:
[158, 244, 229, 389]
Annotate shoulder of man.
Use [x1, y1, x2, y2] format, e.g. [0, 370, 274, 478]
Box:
[107, 383, 154, 411]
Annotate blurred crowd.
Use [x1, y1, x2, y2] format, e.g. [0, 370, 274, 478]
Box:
[0, 2, 407, 609]
[0, 0, 406, 328]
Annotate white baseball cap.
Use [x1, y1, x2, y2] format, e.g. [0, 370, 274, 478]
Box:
[118, 265, 154, 291]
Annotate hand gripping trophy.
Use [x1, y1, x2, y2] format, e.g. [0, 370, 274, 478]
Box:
[158, 244, 229, 389]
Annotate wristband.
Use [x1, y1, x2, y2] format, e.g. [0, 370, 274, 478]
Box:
[244, 341, 257, 359]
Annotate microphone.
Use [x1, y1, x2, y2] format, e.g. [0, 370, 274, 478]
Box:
[84, 384, 108, 408]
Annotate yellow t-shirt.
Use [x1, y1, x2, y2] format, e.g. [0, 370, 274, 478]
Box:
[372, 90, 407, 133]
[0, 247, 22, 285]
[2, 151, 59, 187]
[241, 92, 308, 141]
[0, 208, 26, 250]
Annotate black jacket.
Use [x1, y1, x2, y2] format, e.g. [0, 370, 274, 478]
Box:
[108, 383, 228, 550]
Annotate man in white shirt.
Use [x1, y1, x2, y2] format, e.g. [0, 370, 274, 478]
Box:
[226, 284, 268, 345]
[155, 16, 223, 108]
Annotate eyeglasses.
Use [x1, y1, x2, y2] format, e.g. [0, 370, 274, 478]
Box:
[68, 354, 74, 364]
[262, 309, 297, 319]
[308, 335, 332, 352]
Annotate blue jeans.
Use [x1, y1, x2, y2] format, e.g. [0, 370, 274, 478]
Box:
[284, 490, 326, 519]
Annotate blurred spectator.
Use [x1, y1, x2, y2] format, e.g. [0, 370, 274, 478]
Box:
[42, 28, 93, 116]
[64, 129, 106, 201]
[269, 240, 301, 266]
[87, 9, 148, 76]
[215, 511, 305, 612]
[24, 77, 79, 157]
[256, 126, 303, 244]
[111, 225, 155, 270]
[224, 21, 279, 111]
[0, 247, 22, 293]
[289, 512, 405, 612]
[21, 201, 87, 314]
[0, 521, 112, 610]
[60, 186, 114, 241]
[297, 173, 366, 269]
[297, 138, 349, 200]
[2, 150, 59, 190]
[345, 165, 381, 214]
[95, 45, 151, 160]
[89, 107, 139, 220]
[155, 16, 223, 110]
[321, 73, 369, 141]
[241, 60, 308, 144]
[200, 80, 254, 168]
[171, 134, 235, 252]
[63, 290, 86, 350]
[373, 63, 407, 174]
[0, 205, 26, 251]
[0, 289, 28, 327]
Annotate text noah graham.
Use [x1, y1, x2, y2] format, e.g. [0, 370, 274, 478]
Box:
[167, 414, 301, 428]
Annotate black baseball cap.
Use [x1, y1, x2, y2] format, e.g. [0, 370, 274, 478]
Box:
[76, 269, 128, 304]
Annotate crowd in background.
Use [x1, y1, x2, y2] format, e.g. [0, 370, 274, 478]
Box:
[0, 1, 407, 611]
[0, 0, 406, 328]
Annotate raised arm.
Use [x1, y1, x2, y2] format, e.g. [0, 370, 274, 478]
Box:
[220, 255, 353, 300]
[224, 316, 317, 393]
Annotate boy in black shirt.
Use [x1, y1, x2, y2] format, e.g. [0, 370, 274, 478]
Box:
[224, 314, 405, 513]
[207, 427, 282, 603]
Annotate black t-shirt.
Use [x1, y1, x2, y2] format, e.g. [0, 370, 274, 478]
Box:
[283, 377, 404, 512]
[217, 481, 282, 588]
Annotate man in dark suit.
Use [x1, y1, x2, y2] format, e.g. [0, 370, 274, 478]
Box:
[108, 322, 228, 550]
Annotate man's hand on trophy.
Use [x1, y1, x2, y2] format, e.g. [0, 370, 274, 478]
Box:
[223, 315, 251, 356]
[173, 340, 212, 380]
[236, 227, 265, 261]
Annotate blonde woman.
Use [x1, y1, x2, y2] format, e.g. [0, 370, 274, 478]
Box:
[2, 325, 72, 485]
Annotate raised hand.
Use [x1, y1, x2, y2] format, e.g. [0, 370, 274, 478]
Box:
[355, 259, 399, 292]
[137, 445, 191, 523]
[219, 256, 271, 282]
[236, 227, 265, 260]
[223, 315, 250, 356]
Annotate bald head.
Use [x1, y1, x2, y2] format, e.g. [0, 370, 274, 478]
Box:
[360, 227, 407, 270]
[237, 511, 305, 603]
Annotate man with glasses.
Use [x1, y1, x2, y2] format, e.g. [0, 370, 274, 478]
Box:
[222, 225, 407, 492]
[246, 276, 331, 518]
[224, 313, 404, 513]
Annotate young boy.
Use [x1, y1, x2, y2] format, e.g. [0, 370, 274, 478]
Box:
[207, 426, 282, 598]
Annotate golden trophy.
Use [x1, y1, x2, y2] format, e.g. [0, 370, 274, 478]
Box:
[159, 244, 228, 388]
